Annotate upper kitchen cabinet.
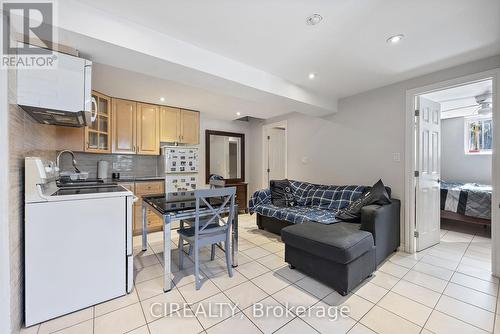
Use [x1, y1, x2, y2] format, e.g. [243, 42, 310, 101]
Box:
[55, 91, 112, 153]
[136, 103, 160, 155]
[180, 109, 200, 145]
[86, 92, 111, 153]
[159, 106, 180, 142]
[58, 95, 198, 154]
[112, 98, 137, 154]
[159, 107, 200, 145]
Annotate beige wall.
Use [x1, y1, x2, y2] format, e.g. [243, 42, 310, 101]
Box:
[8, 70, 58, 332]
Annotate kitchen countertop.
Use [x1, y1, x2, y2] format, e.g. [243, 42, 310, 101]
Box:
[112, 176, 164, 183]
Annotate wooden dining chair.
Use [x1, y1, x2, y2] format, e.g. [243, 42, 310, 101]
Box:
[178, 187, 236, 289]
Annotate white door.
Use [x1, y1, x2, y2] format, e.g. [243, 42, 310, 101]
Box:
[416, 96, 442, 251]
[265, 127, 286, 185]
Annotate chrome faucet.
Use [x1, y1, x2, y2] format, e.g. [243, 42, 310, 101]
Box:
[56, 150, 81, 173]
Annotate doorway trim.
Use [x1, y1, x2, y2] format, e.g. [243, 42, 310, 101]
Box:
[262, 120, 288, 188]
[404, 68, 500, 275]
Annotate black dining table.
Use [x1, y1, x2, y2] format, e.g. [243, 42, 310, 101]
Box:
[141, 191, 239, 292]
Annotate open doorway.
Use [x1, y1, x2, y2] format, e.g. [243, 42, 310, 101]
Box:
[262, 121, 287, 188]
[405, 69, 500, 276]
[402, 70, 500, 279]
[422, 80, 492, 241]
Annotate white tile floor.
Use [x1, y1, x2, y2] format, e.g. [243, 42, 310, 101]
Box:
[21, 214, 499, 334]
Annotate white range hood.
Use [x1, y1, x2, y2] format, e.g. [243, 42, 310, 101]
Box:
[17, 45, 92, 127]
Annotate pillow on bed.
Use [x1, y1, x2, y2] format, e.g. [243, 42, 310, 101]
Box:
[270, 179, 295, 207]
[336, 179, 391, 221]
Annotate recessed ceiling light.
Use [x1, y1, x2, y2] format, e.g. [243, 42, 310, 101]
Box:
[159, 97, 165, 102]
[308, 73, 316, 80]
[236, 112, 241, 116]
[386, 34, 404, 44]
[306, 14, 323, 26]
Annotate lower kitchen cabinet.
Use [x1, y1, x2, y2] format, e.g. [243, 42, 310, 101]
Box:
[119, 180, 164, 235]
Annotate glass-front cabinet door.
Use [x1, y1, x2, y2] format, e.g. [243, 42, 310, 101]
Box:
[85, 91, 111, 153]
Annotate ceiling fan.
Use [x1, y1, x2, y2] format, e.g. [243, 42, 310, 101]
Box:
[475, 92, 492, 115]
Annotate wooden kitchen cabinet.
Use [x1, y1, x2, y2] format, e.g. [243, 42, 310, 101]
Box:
[132, 180, 164, 235]
[58, 94, 199, 154]
[159, 106, 180, 142]
[159, 107, 199, 144]
[112, 100, 160, 155]
[180, 109, 200, 144]
[136, 103, 160, 155]
[86, 92, 112, 153]
[56, 91, 112, 153]
[112, 98, 137, 154]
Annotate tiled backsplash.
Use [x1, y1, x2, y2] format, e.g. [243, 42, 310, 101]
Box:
[58, 152, 160, 179]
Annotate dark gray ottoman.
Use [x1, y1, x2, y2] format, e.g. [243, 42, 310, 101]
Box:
[281, 222, 376, 296]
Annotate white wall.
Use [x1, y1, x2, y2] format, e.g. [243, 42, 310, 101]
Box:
[248, 55, 500, 201]
[441, 117, 492, 184]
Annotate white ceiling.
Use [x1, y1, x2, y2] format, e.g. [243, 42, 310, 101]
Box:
[42, 0, 500, 120]
[91, 63, 300, 119]
[422, 79, 493, 119]
[75, 0, 500, 100]
[52, 0, 337, 120]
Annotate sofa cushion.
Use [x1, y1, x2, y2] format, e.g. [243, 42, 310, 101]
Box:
[310, 185, 366, 210]
[281, 222, 374, 264]
[289, 180, 318, 206]
[253, 204, 338, 225]
[336, 180, 391, 221]
[270, 179, 296, 207]
[367, 179, 392, 205]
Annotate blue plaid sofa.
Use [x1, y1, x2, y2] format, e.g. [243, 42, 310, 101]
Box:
[249, 180, 366, 225]
[249, 180, 400, 296]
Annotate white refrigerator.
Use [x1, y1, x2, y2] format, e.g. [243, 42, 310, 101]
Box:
[160, 146, 199, 192]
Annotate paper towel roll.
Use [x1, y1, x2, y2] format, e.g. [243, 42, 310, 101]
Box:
[97, 160, 109, 179]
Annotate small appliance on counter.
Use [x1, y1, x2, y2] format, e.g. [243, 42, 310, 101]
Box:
[24, 157, 135, 326]
[158, 146, 199, 192]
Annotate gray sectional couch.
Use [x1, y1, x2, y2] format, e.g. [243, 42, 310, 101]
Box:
[249, 180, 400, 295]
